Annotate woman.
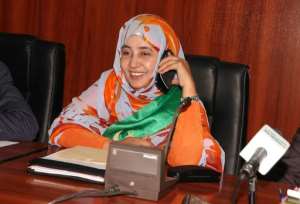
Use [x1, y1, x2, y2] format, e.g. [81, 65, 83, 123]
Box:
[49, 14, 224, 173]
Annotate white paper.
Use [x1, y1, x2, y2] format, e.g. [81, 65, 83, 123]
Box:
[0, 141, 18, 148]
[43, 146, 107, 169]
[28, 165, 104, 183]
[240, 124, 290, 175]
[287, 189, 300, 199]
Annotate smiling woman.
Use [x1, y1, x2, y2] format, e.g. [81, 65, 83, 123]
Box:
[48, 14, 225, 173]
[120, 35, 159, 90]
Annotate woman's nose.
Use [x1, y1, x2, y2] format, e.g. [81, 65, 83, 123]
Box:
[129, 55, 139, 68]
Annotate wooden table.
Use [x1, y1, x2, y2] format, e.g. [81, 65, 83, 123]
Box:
[0, 142, 48, 163]
[0, 143, 289, 204]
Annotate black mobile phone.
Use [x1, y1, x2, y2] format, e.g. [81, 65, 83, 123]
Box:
[155, 50, 176, 93]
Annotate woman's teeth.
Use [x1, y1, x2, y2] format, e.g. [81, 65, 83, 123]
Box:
[131, 72, 144, 76]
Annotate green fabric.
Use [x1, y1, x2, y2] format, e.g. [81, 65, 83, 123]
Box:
[103, 86, 181, 141]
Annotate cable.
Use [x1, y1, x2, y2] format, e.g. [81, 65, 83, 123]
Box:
[48, 185, 136, 204]
[231, 174, 246, 204]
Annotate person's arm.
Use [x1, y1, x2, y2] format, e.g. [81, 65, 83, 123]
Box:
[48, 77, 110, 148]
[168, 101, 224, 173]
[281, 129, 300, 185]
[0, 62, 38, 141]
[49, 124, 109, 148]
[159, 56, 224, 172]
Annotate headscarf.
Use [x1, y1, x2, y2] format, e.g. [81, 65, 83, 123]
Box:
[113, 14, 184, 99]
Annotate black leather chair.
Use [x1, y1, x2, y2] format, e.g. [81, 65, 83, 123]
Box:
[0, 32, 65, 143]
[186, 55, 249, 175]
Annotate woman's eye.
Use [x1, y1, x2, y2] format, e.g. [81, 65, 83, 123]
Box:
[121, 50, 130, 56]
[140, 52, 151, 57]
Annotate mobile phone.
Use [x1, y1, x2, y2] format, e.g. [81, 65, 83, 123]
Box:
[155, 50, 176, 93]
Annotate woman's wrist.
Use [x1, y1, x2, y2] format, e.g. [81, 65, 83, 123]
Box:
[182, 81, 197, 97]
[180, 95, 200, 107]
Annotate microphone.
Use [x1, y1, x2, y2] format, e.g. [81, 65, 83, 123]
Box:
[239, 124, 290, 176]
[232, 125, 290, 204]
[239, 147, 267, 179]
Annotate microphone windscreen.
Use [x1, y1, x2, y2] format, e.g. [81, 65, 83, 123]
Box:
[240, 125, 290, 175]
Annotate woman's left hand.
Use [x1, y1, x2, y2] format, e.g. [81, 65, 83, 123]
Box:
[120, 136, 154, 147]
[158, 55, 197, 97]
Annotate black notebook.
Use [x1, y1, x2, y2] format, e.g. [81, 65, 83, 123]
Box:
[27, 146, 107, 184]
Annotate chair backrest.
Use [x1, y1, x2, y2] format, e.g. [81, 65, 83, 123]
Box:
[186, 55, 249, 175]
[0, 32, 65, 143]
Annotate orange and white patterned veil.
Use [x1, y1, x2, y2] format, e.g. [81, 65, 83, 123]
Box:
[48, 14, 225, 173]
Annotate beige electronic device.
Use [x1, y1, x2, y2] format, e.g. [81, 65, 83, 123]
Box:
[104, 142, 177, 201]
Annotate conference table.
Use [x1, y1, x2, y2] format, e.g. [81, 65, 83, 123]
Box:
[0, 142, 288, 204]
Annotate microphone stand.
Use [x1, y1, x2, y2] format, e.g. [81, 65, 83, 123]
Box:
[248, 174, 256, 204]
[233, 170, 257, 204]
[234, 147, 267, 204]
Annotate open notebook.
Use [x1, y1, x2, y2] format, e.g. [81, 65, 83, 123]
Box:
[28, 146, 107, 184]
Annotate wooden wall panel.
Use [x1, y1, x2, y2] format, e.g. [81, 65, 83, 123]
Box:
[0, 0, 299, 140]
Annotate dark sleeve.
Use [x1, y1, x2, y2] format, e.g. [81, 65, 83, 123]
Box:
[0, 62, 39, 141]
[258, 129, 300, 184]
[281, 129, 300, 186]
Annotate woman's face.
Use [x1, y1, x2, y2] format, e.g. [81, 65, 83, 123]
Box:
[120, 35, 159, 90]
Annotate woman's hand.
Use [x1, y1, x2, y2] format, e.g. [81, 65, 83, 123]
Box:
[158, 55, 197, 97]
[120, 136, 154, 147]
[102, 140, 111, 150]
[101, 137, 153, 150]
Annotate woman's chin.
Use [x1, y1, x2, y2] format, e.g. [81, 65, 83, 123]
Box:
[129, 81, 151, 90]
[130, 84, 146, 90]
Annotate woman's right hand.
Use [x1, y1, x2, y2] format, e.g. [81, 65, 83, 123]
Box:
[158, 55, 197, 97]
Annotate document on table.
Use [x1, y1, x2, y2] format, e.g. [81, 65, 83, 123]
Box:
[27, 146, 107, 184]
[0, 141, 18, 148]
[43, 145, 107, 169]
